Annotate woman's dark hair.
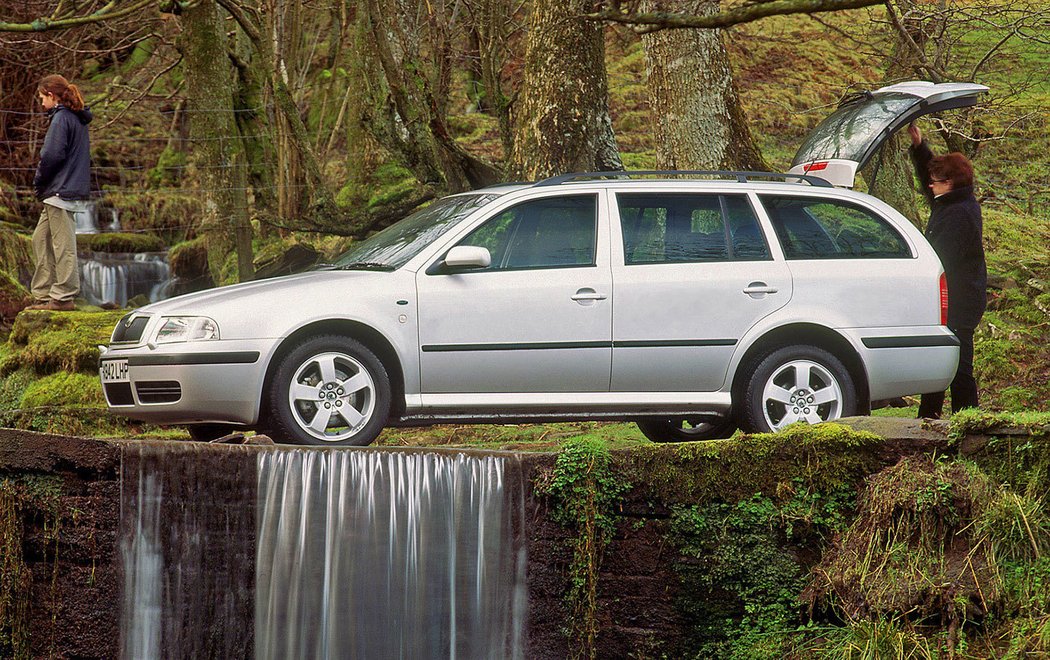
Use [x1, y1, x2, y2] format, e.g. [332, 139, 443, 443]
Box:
[38, 74, 85, 112]
[929, 152, 974, 189]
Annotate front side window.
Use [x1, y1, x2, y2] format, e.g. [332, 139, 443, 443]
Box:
[456, 194, 597, 270]
[329, 193, 498, 269]
[760, 195, 912, 260]
[617, 193, 770, 264]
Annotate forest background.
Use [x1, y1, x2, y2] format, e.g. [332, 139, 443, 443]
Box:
[0, 0, 1048, 432]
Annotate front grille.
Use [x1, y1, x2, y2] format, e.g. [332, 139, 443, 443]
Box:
[104, 382, 134, 406]
[135, 381, 182, 404]
[111, 313, 150, 344]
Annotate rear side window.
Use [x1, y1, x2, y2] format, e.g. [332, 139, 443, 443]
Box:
[759, 195, 912, 260]
[617, 193, 770, 264]
[457, 194, 597, 270]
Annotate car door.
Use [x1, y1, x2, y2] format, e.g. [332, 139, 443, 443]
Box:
[788, 81, 988, 187]
[415, 192, 613, 394]
[610, 191, 792, 392]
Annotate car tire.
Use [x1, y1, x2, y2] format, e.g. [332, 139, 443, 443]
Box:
[740, 345, 856, 433]
[186, 423, 240, 442]
[269, 335, 391, 447]
[636, 416, 737, 442]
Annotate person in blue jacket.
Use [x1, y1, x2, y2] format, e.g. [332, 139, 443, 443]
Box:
[908, 122, 987, 418]
[27, 74, 93, 311]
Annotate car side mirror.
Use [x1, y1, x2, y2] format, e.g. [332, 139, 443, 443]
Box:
[443, 245, 491, 270]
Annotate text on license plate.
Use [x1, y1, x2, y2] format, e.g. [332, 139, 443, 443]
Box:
[100, 359, 129, 383]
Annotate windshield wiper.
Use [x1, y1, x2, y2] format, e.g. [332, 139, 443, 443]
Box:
[333, 261, 395, 271]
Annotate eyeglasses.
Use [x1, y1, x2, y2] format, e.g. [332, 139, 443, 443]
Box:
[929, 178, 949, 185]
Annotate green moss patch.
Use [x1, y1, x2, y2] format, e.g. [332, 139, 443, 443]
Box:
[617, 422, 883, 506]
[19, 372, 104, 409]
[76, 232, 165, 253]
[3, 310, 125, 375]
[0, 271, 29, 320]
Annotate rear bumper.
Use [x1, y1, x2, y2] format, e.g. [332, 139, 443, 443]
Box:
[846, 327, 960, 400]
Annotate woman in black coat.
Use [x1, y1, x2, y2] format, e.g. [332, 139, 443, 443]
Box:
[908, 123, 987, 418]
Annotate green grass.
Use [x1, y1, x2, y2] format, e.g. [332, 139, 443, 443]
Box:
[375, 421, 652, 452]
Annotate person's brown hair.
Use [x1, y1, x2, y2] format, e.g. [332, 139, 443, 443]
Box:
[929, 152, 974, 189]
[37, 74, 85, 112]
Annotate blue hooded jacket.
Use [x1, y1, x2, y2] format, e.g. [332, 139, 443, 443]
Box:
[33, 104, 93, 201]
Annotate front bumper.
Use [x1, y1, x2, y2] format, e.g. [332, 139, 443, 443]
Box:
[100, 339, 274, 425]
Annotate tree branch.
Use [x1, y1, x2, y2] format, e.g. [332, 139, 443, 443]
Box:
[0, 0, 158, 32]
[587, 0, 885, 32]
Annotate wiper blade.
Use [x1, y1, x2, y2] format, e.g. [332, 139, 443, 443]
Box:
[334, 261, 395, 271]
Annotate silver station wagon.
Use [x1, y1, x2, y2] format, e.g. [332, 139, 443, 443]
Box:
[99, 81, 985, 445]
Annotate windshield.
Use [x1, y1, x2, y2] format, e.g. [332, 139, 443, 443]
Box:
[328, 193, 499, 269]
[792, 92, 919, 167]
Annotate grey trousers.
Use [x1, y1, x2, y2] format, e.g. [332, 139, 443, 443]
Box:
[31, 204, 80, 302]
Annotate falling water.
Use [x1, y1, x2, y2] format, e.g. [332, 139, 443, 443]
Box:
[120, 444, 527, 660]
[255, 449, 527, 660]
[79, 252, 171, 307]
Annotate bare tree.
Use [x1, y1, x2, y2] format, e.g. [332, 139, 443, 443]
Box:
[359, 0, 501, 192]
[587, 0, 884, 31]
[511, 0, 623, 180]
[640, 0, 766, 170]
[179, 0, 254, 281]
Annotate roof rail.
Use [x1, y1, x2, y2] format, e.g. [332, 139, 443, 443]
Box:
[533, 170, 833, 188]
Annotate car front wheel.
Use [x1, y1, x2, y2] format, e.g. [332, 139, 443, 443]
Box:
[741, 345, 856, 433]
[269, 335, 391, 446]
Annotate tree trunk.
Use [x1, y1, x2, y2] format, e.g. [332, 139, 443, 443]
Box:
[179, 0, 254, 282]
[641, 0, 766, 171]
[511, 0, 623, 180]
[267, 0, 306, 223]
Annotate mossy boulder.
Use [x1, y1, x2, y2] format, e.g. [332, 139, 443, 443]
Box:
[19, 372, 105, 408]
[616, 422, 885, 506]
[0, 271, 30, 320]
[253, 242, 321, 279]
[76, 232, 165, 253]
[168, 237, 213, 295]
[804, 456, 999, 626]
[0, 224, 33, 283]
[0, 367, 35, 412]
[2, 309, 125, 375]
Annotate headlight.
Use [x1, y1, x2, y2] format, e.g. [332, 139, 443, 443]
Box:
[154, 317, 220, 344]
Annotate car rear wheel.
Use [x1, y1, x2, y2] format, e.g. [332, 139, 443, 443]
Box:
[186, 423, 239, 442]
[636, 416, 737, 442]
[741, 345, 856, 433]
[269, 335, 391, 446]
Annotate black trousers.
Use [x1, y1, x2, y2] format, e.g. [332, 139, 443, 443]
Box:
[918, 327, 978, 418]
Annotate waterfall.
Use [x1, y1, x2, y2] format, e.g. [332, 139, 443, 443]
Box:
[120, 445, 527, 660]
[79, 252, 171, 307]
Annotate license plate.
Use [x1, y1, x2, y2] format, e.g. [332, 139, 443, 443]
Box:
[100, 359, 129, 383]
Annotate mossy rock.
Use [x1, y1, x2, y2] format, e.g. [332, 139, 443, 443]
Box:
[616, 422, 884, 506]
[0, 270, 30, 320]
[19, 371, 105, 408]
[0, 224, 33, 282]
[168, 237, 208, 279]
[76, 232, 165, 253]
[0, 367, 35, 412]
[0, 406, 143, 437]
[167, 237, 214, 296]
[100, 191, 203, 243]
[3, 309, 125, 375]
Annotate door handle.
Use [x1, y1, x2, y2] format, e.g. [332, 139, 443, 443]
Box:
[571, 288, 608, 302]
[743, 282, 778, 296]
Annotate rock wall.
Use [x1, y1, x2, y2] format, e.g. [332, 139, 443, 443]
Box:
[1, 417, 1046, 658]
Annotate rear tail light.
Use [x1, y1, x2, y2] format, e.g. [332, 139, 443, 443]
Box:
[939, 273, 949, 325]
